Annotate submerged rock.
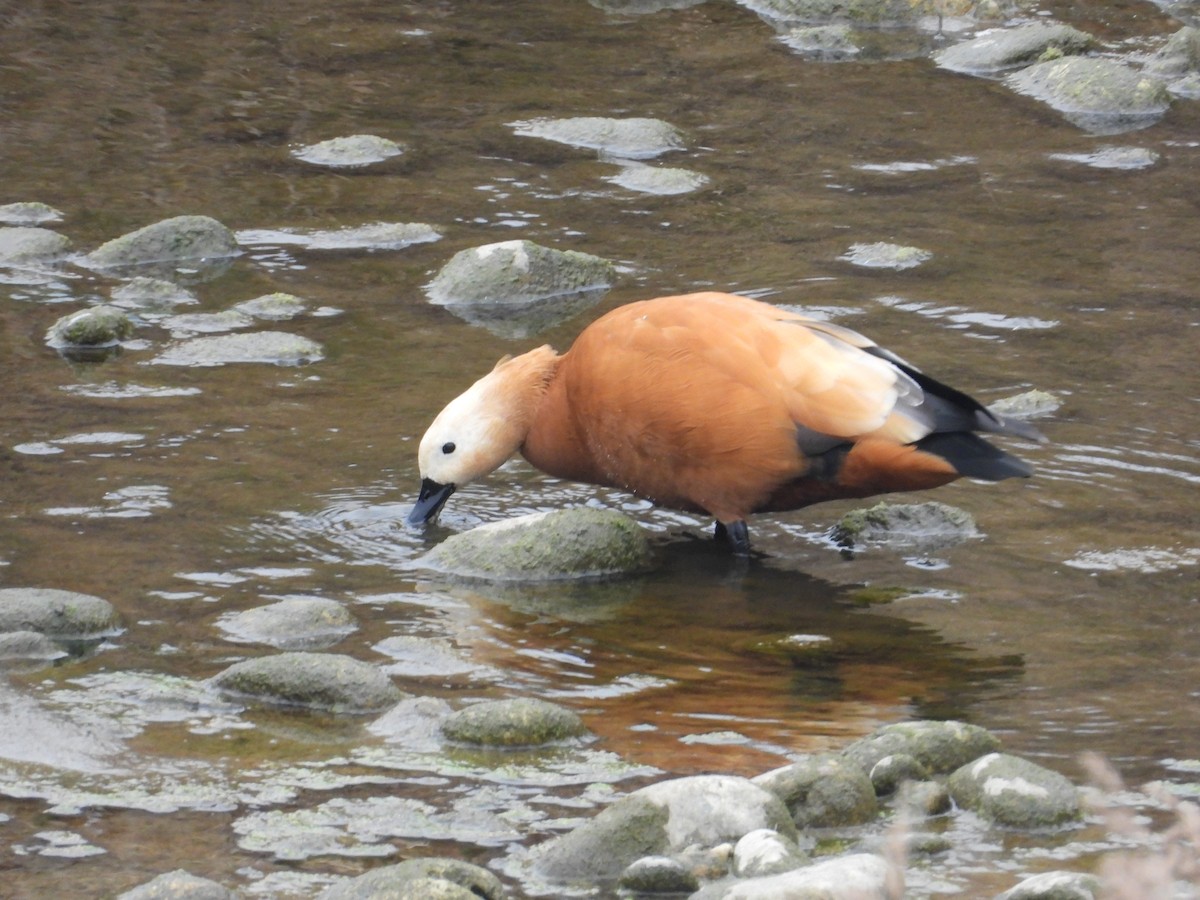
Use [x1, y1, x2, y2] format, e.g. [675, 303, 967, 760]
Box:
[843, 720, 1001, 776]
[754, 754, 879, 827]
[110, 277, 198, 311]
[1006, 56, 1172, 134]
[779, 24, 863, 60]
[533, 774, 795, 883]
[210, 651, 405, 713]
[46, 306, 135, 348]
[0, 630, 68, 665]
[934, 22, 1094, 74]
[0, 201, 64, 225]
[292, 134, 405, 167]
[233, 292, 307, 320]
[86, 215, 239, 268]
[116, 869, 236, 899]
[1048, 145, 1160, 170]
[605, 162, 710, 195]
[418, 508, 652, 582]
[996, 869, 1101, 900]
[830, 501, 978, 549]
[840, 241, 932, 270]
[304, 222, 440, 251]
[319, 857, 504, 900]
[0, 588, 122, 639]
[441, 697, 588, 747]
[149, 331, 324, 367]
[989, 389, 1062, 419]
[947, 752, 1082, 828]
[217, 598, 357, 650]
[0, 226, 71, 266]
[509, 115, 685, 159]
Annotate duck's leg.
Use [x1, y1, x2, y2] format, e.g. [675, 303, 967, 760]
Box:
[714, 520, 752, 556]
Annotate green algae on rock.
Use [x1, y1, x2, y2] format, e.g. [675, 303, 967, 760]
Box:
[418, 508, 652, 582]
[441, 698, 589, 747]
[86, 215, 239, 268]
[210, 652, 404, 713]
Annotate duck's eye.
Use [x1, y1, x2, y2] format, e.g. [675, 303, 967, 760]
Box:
[441, 442, 456, 455]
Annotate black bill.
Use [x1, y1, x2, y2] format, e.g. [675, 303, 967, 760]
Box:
[407, 477, 456, 526]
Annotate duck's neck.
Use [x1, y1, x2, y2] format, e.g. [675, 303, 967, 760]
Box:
[520, 353, 608, 485]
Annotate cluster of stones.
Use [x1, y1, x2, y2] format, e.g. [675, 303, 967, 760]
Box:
[525, 719, 1088, 897]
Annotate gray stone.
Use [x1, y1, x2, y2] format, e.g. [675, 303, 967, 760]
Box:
[318, 857, 504, 900]
[843, 720, 1001, 775]
[533, 774, 795, 883]
[1048, 146, 1160, 170]
[934, 23, 1094, 74]
[0, 588, 122, 638]
[830, 501, 978, 550]
[426, 239, 616, 337]
[418, 508, 652, 582]
[86, 215, 239, 268]
[618, 855, 700, 893]
[779, 24, 863, 60]
[304, 222, 440, 251]
[0, 226, 71, 266]
[441, 697, 588, 747]
[738, 0, 973, 27]
[110, 277, 198, 311]
[161, 310, 254, 338]
[839, 241, 931, 270]
[149, 331, 324, 367]
[732, 828, 808, 877]
[1146, 26, 1200, 79]
[1006, 56, 1171, 134]
[694, 852, 891, 899]
[216, 598, 357, 650]
[427, 239, 615, 307]
[868, 752, 931, 795]
[947, 752, 1082, 828]
[989, 389, 1062, 418]
[894, 779, 952, 818]
[0, 201, 64, 225]
[46, 306, 135, 348]
[233, 292, 307, 320]
[210, 652, 404, 713]
[754, 754, 878, 827]
[996, 869, 1101, 900]
[605, 162, 709, 195]
[509, 115, 684, 159]
[117, 869, 236, 899]
[292, 134, 405, 167]
[0, 630, 67, 663]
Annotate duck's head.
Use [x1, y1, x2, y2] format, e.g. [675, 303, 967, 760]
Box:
[407, 346, 560, 527]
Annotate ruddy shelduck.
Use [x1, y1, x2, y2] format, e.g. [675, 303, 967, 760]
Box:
[408, 292, 1044, 554]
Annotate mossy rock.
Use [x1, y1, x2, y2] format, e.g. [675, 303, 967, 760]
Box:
[441, 697, 589, 747]
[210, 652, 404, 713]
[419, 508, 652, 582]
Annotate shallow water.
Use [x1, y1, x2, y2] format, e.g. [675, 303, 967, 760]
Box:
[1, 0, 1199, 896]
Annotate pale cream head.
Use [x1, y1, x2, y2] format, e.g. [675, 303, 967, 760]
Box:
[416, 346, 561, 489]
